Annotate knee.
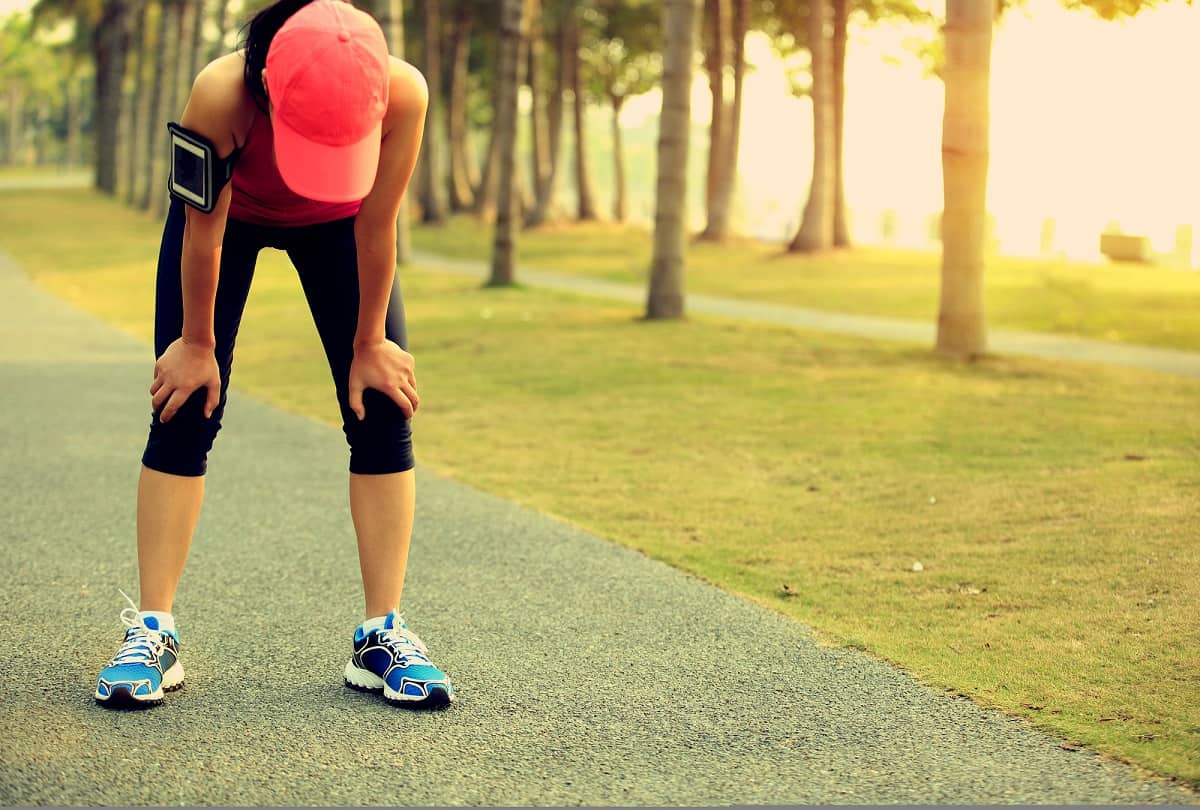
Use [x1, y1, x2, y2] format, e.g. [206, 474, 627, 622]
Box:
[343, 388, 414, 474]
[141, 389, 225, 477]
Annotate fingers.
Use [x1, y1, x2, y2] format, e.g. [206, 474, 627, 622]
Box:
[151, 382, 172, 413]
[159, 388, 189, 424]
[386, 385, 415, 419]
[348, 378, 366, 422]
[204, 378, 220, 419]
[400, 381, 419, 414]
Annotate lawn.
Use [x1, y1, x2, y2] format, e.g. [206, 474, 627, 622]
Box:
[412, 215, 1200, 352]
[3, 188, 1198, 788]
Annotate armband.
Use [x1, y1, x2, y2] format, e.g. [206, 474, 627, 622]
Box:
[167, 122, 240, 213]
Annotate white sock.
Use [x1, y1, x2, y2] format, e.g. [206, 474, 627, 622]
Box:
[360, 614, 390, 633]
[139, 610, 176, 634]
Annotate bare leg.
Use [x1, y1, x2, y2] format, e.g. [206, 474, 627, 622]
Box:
[136, 465, 205, 612]
[349, 470, 416, 619]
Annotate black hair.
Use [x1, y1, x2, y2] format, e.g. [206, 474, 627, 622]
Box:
[239, 0, 319, 114]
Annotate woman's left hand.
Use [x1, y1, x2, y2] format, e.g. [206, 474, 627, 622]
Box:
[348, 339, 419, 420]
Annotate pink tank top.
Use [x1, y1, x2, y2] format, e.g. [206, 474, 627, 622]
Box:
[228, 109, 363, 227]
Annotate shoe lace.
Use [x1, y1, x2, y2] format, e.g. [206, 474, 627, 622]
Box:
[379, 617, 432, 668]
[108, 589, 166, 667]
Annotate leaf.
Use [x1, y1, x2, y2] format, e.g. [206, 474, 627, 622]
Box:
[780, 583, 799, 598]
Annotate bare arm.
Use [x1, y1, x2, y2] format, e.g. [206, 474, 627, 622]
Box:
[176, 66, 240, 348]
[344, 61, 429, 421]
[352, 60, 429, 349]
[150, 64, 241, 422]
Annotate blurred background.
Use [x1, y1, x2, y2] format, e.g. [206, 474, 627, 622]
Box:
[2, 0, 1197, 265]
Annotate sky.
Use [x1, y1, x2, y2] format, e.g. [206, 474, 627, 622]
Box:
[621, 0, 1200, 262]
[0, 0, 31, 15]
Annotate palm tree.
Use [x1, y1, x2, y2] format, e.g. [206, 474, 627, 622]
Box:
[936, 0, 992, 358]
[790, 0, 835, 252]
[141, 0, 179, 213]
[581, 1, 660, 223]
[645, 0, 700, 320]
[699, 0, 746, 240]
[525, 0, 569, 227]
[123, 0, 149, 204]
[93, 0, 133, 192]
[445, 0, 475, 210]
[371, 0, 412, 263]
[488, 0, 527, 285]
[566, 4, 597, 221]
[417, 0, 447, 223]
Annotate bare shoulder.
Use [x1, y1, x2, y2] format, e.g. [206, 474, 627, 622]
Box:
[383, 57, 428, 131]
[179, 51, 256, 157]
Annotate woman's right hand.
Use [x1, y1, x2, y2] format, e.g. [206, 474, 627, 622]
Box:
[150, 337, 222, 423]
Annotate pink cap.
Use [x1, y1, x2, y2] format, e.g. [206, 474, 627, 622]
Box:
[265, 0, 390, 202]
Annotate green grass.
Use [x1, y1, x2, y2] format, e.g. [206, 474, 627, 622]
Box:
[3, 188, 1199, 789]
[412, 216, 1200, 352]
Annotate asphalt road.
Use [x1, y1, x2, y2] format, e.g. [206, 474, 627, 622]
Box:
[0, 250, 1195, 805]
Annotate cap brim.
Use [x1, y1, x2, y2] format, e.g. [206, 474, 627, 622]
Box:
[272, 115, 382, 203]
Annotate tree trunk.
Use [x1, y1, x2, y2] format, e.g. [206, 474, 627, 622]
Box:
[489, 0, 527, 286]
[149, 0, 183, 216]
[209, 0, 231, 61]
[702, 0, 746, 240]
[33, 99, 50, 165]
[701, 0, 727, 225]
[936, 0, 992, 358]
[375, 0, 411, 262]
[445, 3, 475, 211]
[567, 7, 597, 221]
[526, 0, 549, 212]
[5, 84, 23, 165]
[610, 94, 626, 222]
[474, 112, 499, 219]
[646, 0, 700, 320]
[418, 0, 447, 223]
[157, 0, 189, 216]
[93, 0, 132, 193]
[188, 0, 206, 76]
[473, 64, 501, 220]
[832, 0, 851, 246]
[65, 71, 83, 169]
[175, 0, 196, 115]
[789, 0, 834, 252]
[525, 7, 566, 227]
[124, 0, 149, 203]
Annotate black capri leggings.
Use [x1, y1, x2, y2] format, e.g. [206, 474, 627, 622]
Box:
[141, 198, 413, 477]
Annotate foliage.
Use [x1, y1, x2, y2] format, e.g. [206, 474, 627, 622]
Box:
[578, 0, 661, 104]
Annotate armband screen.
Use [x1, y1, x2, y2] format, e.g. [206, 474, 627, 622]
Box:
[168, 122, 216, 212]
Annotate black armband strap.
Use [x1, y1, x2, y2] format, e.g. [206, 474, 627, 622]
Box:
[167, 121, 241, 213]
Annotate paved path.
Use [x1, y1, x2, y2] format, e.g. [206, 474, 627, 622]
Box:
[0, 249, 1196, 805]
[414, 251, 1200, 379]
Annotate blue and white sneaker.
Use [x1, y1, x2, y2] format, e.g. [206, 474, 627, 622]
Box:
[94, 591, 184, 708]
[344, 611, 454, 708]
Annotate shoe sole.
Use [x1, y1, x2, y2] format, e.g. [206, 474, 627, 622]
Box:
[343, 660, 454, 709]
[95, 661, 185, 709]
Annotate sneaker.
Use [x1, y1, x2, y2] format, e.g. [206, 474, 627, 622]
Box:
[343, 611, 454, 708]
[94, 591, 184, 708]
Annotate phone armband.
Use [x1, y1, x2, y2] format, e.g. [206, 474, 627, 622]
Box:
[167, 122, 239, 213]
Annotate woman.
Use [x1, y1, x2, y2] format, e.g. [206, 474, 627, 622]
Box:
[93, 0, 453, 709]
